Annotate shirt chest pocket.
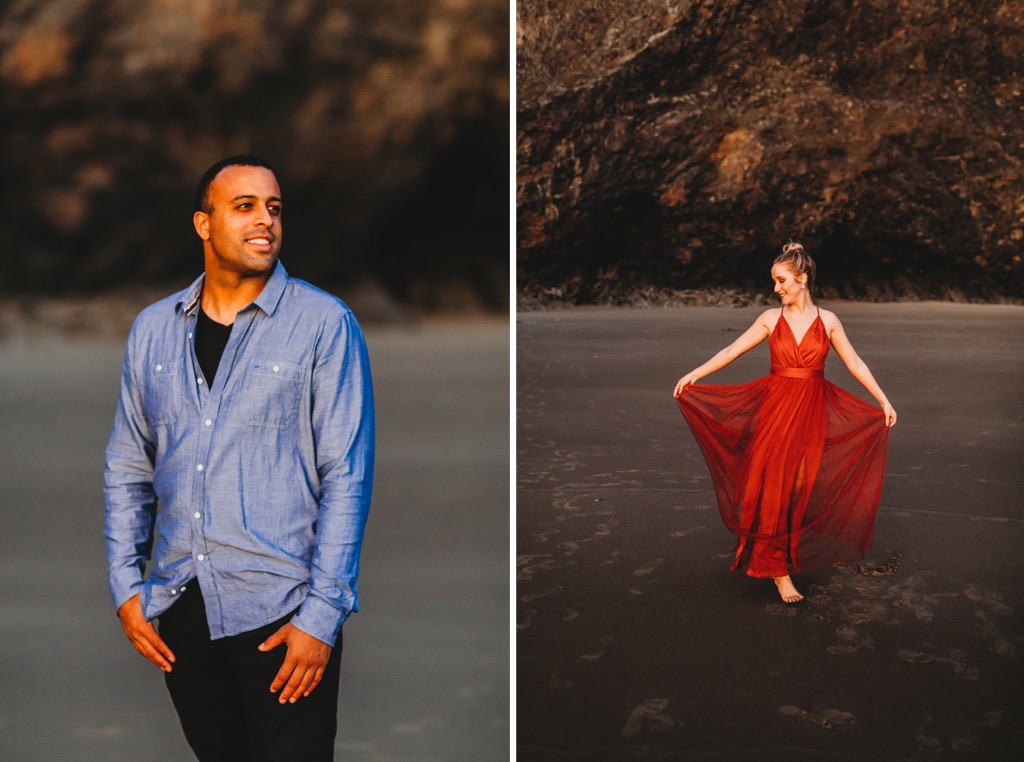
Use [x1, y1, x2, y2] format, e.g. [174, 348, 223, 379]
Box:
[241, 360, 308, 429]
[144, 361, 182, 425]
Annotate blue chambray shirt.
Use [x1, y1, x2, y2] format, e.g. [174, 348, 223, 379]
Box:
[104, 262, 374, 646]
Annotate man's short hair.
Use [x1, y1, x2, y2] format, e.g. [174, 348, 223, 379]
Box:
[194, 155, 278, 214]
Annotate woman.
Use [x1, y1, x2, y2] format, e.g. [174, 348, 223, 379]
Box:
[673, 243, 897, 604]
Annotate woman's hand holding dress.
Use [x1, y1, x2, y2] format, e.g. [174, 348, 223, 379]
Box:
[674, 374, 698, 397]
[883, 402, 897, 427]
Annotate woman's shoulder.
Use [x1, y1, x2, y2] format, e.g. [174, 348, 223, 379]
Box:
[756, 307, 782, 331]
[817, 306, 844, 332]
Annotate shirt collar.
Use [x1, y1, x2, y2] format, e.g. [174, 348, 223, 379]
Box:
[174, 260, 289, 317]
[251, 260, 288, 316]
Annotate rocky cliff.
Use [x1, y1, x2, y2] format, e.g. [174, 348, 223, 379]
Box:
[1, 0, 508, 312]
[517, 0, 1024, 305]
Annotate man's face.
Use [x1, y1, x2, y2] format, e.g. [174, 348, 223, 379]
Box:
[195, 165, 283, 277]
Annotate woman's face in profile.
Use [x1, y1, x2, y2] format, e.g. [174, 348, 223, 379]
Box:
[771, 263, 805, 304]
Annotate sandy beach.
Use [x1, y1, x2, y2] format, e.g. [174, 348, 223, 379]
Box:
[0, 317, 509, 761]
[517, 302, 1024, 760]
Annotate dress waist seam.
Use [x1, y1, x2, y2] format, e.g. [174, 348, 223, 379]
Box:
[770, 366, 824, 379]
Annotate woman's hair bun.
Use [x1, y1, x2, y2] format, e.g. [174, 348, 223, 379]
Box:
[774, 240, 816, 290]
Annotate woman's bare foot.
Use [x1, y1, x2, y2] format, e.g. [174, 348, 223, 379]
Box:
[773, 575, 804, 604]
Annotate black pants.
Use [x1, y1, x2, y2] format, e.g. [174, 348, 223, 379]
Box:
[158, 583, 342, 762]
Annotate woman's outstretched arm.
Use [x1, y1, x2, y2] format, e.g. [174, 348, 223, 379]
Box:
[673, 309, 775, 397]
[825, 312, 898, 427]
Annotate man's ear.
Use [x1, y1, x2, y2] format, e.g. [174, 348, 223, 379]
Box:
[193, 211, 210, 241]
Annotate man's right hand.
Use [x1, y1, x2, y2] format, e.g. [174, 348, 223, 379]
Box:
[117, 594, 176, 672]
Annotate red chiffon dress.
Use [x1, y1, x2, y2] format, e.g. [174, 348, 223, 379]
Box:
[676, 308, 890, 577]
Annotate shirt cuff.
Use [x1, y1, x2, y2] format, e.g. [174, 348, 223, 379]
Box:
[110, 578, 144, 616]
[291, 593, 348, 647]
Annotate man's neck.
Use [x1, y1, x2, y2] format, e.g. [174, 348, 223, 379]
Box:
[200, 267, 273, 325]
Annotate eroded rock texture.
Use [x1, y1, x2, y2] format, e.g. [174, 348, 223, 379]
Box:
[1, 0, 508, 311]
[517, 0, 1024, 304]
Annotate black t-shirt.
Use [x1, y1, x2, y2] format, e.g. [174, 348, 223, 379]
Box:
[196, 308, 233, 386]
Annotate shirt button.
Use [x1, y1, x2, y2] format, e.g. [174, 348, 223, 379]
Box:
[197, 554, 205, 561]
[205, 419, 213, 427]
[273, 365, 280, 373]
[170, 588, 177, 595]
[196, 464, 204, 472]
[194, 512, 201, 519]
[197, 377, 204, 385]
[188, 333, 193, 340]
[155, 364, 163, 371]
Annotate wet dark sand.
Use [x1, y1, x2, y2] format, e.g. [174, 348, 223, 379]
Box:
[517, 303, 1024, 761]
[0, 319, 509, 761]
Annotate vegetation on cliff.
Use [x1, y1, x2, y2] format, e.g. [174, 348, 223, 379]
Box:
[517, 0, 1024, 305]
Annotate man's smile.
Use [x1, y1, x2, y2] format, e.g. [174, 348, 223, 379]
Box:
[245, 235, 275, 250]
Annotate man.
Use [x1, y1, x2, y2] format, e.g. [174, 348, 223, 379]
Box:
[104, 155, 374, 761]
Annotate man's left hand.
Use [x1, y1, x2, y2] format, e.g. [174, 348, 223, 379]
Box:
[258, 622, 333, 704]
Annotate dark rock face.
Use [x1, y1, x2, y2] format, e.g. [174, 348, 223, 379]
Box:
[1, 0, 508, 311]
[517, 0, 1024, 304]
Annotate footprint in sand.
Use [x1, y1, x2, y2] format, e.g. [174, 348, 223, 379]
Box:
[561, 607, 580, 623]
[517, 555, 550, 580]
[578, 636, 613, 662]
[557, 525, 616, 555]
[532, 530, 559, 544]
[519, 558, 578, 582]
[888, 574, 958, 623]
[547, 671, 574, 695]
[914, 713, 981, 753]
[517, 609, 537, 631]
[632, 559, 663, 577]
[947, 714, 980, 752]
[621, 698, 682, 738]
[670, 526, 706, 539]
[854, 551, 902, 577]
[945, 649, 982, 681]
[899, 647, 980, 681]
[914, 716, 943, 754]
[964, 583, 1013, 616]
[600, 551, 623, 567]
[765, 603, 798, 618]
[974, 709, 1012, 728]
[517, 554, 550, 567]
[843, 598, 898, 626]
[519, 586, 563, 604]
[827, 624, 875, 655]
[517, 557, 553, 581]
[552, 497, 583, 513]
[557, 539, 585, 555]
[777, 705, 856, 730]
[897, 649, 936, 665]
[973, 610, 1016, 657]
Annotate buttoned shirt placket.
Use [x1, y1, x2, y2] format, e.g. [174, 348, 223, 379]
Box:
[181, 290, 257, 627]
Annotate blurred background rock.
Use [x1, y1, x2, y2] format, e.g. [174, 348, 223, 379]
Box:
[516, 0, 1024, 307]
[0, 0, 509, 331]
